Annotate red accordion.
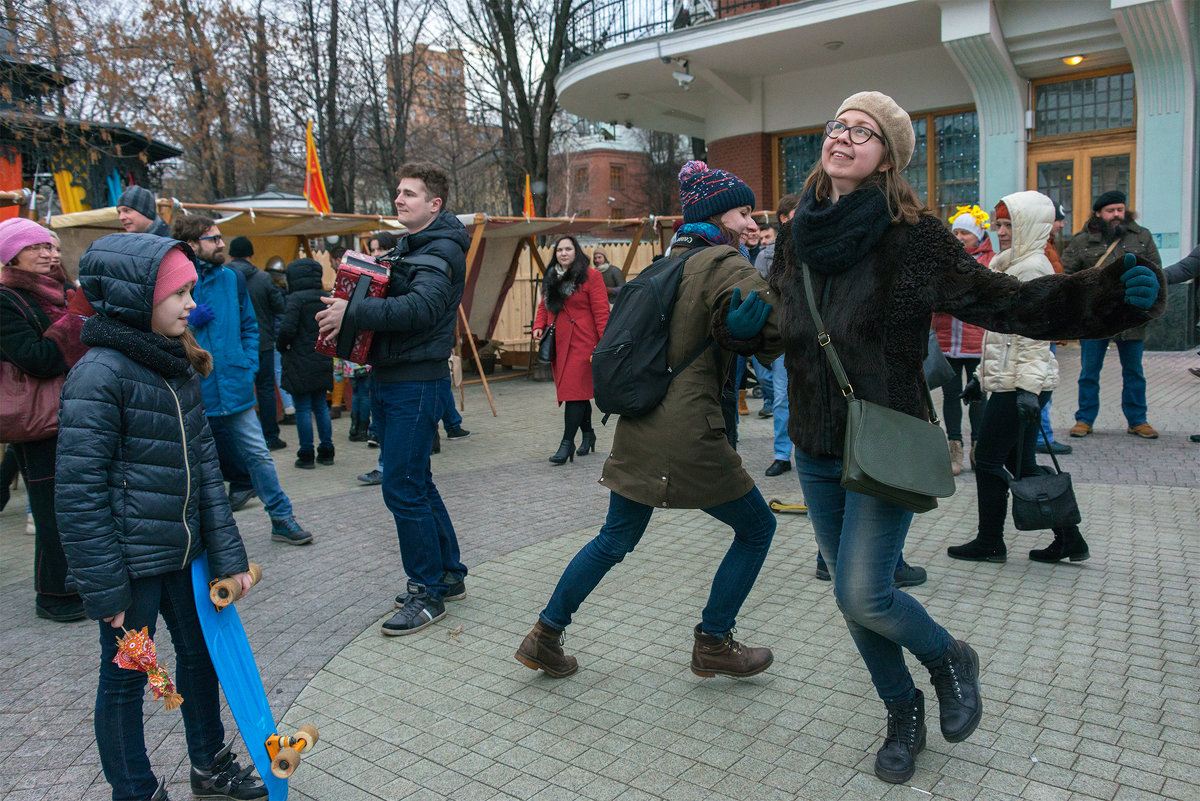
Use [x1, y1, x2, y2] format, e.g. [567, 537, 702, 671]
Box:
[315, 250, 390, 364]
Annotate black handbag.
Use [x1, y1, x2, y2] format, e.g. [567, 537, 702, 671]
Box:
[923, 329, 955, 389]
[1007, 423, 1081, 531]
[537, 315, 558, 364]
[801, 266, 956, 513]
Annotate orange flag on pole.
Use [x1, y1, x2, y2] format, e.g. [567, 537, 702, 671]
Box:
[304, 120, 332, 214]
[523, 174, 535, 218]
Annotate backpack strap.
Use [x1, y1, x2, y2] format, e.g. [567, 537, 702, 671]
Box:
[399, 254, 451, 276]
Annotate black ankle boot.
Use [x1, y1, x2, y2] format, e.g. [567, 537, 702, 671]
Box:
[348, 417, 362, 442]
[316, 443, 335, 465]
[548, 439, 575, 465]
[431, 432, 441, 454]
[875, 689, 926, 784]
[947, 537, 1006, 562]
[1029, 528, 1089, 563]
[577, 430, 597, 456]
[923, 639, 982, 743]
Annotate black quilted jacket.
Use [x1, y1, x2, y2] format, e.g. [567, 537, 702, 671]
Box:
[56, 233, 249, 620]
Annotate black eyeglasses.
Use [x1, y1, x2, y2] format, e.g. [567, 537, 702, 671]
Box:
[824, 120, 884, 146]
[198, 234, 224, 242]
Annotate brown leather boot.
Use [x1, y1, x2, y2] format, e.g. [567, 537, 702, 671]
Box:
[690, 624, 773, 678]
[515, 620, 578, 678]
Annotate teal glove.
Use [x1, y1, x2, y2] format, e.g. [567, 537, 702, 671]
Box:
[1120, 253, 1159, 310]
[725, 287, 772, 340]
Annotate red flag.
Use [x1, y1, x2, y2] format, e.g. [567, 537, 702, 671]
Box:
[523, 174, 535, 218]
[304, 120, 332, 214]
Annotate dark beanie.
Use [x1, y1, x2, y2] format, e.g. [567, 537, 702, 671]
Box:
[229, 236, 254, 258]
[117, 185, 156, 221]
[1054, 203, 1066, 222]
[1092, 190, 1126, 212]
[678, 160, 755, 224]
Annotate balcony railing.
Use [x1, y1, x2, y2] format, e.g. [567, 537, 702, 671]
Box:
[566, 0, 796, 65]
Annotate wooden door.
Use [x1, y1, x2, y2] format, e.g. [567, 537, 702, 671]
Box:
[1027, 138, 1135, 243]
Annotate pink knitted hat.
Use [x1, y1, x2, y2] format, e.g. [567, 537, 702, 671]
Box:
[153, 246, 198, 305]
[0, 218, 54, 266]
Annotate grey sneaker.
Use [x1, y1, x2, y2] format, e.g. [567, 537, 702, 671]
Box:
[445, 427, 470, 440]
[357, 469, 383, 485]
[893, 560, 927, 588]
[382, 586, 445, 636]
[270, 517, 313, 545]
[395, 573, 466, 607]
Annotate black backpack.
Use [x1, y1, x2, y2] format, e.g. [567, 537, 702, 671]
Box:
[592, 236, 712, 420]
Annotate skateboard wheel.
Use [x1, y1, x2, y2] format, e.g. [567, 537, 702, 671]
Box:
[271, 746, 301, 779]
[296, 724, 319, 753]
[209, 577, 241, 609]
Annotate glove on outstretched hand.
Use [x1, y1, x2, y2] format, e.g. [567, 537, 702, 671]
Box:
[1120, 253, 1159, 310]
[188, 303, 215, 329]
[959, 378, 982, 405]
[1015, 389, 1041, 423]
[725, 287, 772, 340]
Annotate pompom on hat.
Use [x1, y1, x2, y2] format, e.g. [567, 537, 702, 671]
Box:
[0, 217, 54, 266]
[678, 160, 756, 224]
[836, 91, 916, 171]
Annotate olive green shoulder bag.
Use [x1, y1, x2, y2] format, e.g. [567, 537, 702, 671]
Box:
[801, 264, 956, 513]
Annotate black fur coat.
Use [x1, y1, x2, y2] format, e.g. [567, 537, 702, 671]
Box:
[771, 214, 1166, 459]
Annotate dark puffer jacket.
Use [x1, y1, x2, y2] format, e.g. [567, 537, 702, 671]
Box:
[230, 257, 285, 351]
[344, 209, 468, 382]
[772, 214, 1166, 460]
[277, 258, 332, 396]
[57, 233, 249, 620]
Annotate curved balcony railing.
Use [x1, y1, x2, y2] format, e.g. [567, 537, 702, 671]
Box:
[566, 0, 795, 65]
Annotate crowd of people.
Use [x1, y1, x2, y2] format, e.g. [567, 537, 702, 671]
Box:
[0, 86, 1194, 800]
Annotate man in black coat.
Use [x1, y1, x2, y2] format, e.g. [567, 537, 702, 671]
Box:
[227, 236, 287, 451]
[316, 162, 469, 636]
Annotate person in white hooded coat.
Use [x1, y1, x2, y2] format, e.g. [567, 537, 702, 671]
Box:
[948, 191, 1089, 564]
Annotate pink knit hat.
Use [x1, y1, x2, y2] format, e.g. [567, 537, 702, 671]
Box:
[153, 246, 198, 305]
[0, 218, 54, 266]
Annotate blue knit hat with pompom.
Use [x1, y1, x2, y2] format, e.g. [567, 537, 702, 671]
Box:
[678, 160, 756, 224]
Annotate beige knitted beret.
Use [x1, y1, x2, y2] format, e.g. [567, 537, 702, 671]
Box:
[836, 91, 916, 172]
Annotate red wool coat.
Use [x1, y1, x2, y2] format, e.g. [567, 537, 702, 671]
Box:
[933, 236, 994, 358]
[534, 268, 610, 403]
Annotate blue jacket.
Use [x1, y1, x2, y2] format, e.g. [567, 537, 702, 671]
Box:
[191, 259, 259, 416]
[61, 233, 249, 620]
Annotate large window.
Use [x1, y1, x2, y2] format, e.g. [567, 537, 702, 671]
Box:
[775, 107, 978, 224]
[1034, 70, 1135, 138]
[609, 164, 625, 191]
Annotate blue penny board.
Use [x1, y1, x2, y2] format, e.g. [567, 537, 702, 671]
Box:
[192, 553, 288, 801]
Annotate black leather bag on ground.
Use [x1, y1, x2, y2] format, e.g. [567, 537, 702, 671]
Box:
[1007, 423, 1081, 530]
[801, 266, 956, 513]
[537, 318, 557, 364]
[923, 329, 955, 389]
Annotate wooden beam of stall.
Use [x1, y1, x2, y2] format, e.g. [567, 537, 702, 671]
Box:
[458, 305, 497, 416]
[528, 236, 547, 276]
[620, 218, 649, 278]
[462, 213, 487, 282]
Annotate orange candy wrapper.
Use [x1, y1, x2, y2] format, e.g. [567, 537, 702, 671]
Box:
[114, 627, 184, 710]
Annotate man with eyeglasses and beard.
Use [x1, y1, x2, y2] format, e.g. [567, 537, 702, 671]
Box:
[1061, 190, 1162, 440]
[171, 214, 314, 546]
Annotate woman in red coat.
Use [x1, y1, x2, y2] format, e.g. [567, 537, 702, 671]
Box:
[533, 235, 610, 464]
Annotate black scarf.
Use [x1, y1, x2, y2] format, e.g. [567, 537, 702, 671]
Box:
[81, 315, 192, 379]
[792, 185, 892, 274]
[542, 262, 588, 314]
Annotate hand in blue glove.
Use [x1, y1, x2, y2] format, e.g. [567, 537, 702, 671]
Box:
[725, 287, 772, 340]
[188, 302, 215, 329]
[1120, 253, 1159, 310]
[1015, 389, 1041, 424]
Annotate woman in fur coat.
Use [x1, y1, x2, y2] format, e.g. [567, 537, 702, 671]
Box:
[770, 91, 1164, 785]
[532, 235, 610, 464]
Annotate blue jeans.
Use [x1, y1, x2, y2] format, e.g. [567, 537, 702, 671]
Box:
[372, 380, 467, 599]
[95, 567, 223, 800]
[440, 376, 462, 431]
[207, 408, 293, 520]
[735, 356, 773, 409]
[273, 351, 294, 412]
[1076, 339, 1147, 426]
[540, 488, 776, 635]
[1040, 343, 1058, 444]
[293, 391, 333, 452]
[769, 355, 792, 460]
[255, 349, 279, 441]
[349, 375, 372, 422]
[796, 452, 950, 702]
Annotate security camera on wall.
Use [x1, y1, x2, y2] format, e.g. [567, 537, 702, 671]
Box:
[673, 71, 695, 89]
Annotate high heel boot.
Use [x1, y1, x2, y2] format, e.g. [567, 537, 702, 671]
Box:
[548, 439, 575, 465]
[577, 430, 597, 456]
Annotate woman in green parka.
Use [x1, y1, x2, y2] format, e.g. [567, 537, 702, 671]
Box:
[516, 161, 784, 680]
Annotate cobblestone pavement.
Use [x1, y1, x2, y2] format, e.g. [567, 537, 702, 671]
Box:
[2, 347, 1196, 801]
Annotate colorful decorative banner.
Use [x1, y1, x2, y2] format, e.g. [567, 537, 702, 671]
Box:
[523, 174, 535, 218]
[304, 120, 331, 214]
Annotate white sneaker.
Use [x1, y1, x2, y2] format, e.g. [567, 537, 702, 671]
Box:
[26, 513, 35, 535]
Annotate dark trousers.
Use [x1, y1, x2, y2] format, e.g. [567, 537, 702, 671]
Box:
[562, 400, 593, 443]
[255, 349, 280, 441]
[974, 390, 1081, 541]
[95, 567, 224, 800]
[941, 357, 984, 443]
[12, 436, 76, 602]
